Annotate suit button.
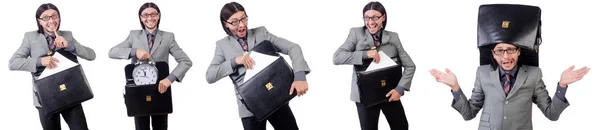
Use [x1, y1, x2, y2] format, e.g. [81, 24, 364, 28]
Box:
[504, 116, 507, 119]
[505, 101, 508, 104]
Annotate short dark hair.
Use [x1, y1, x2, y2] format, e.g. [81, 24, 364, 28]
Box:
[362, 1, 387, 30]
[36, 3, 60, 33]
[138, 2, 161, 29]
[220, 2, 246, 35]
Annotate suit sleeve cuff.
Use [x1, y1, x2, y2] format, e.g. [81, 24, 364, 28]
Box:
[362, 51, 369, 59]
[129, 49, 136, 58]
[396, 88, 405, 96]
[555, 83, 568, 102]
[64, 42, 76, 52]
[231, 58, 239, 69]
[36, 57, 43, 67]
[167, 74, 177, 83]
[293, 71, 307, 81]
[452, 88, 463, 104]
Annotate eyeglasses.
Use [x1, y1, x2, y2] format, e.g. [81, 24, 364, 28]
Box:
[39, 14, 59, 21]
[140, 13, 159, 18]
[225, 16, 248, 26]
[492, 48, 519, 56]
[363, 15, 383, 21]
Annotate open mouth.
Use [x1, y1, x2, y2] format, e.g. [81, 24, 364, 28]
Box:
[238, 28, 246, 34]
[368, 24, 377, 30]
[502, 61, 513, 66]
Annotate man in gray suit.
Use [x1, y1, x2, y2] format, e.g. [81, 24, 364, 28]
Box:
[429, 4, 591, 130]
[9, 3, 96, 130]
[108, 2, 192, 130]
[332, 2, 415, 130]
[206, 2, 310, 130]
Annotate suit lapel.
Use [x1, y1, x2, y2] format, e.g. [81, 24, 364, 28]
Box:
[363, 29, 374, 48]
[246, 29, 256, 50]
[35, 33, 52, 55]
[150, 31, 163, 55]
[228, 36, 245, 53]
[139, 32, 150, 53]
[490, 68, 506, 98]
[507, 66, 528, 99]
[382, 31, 391, 45]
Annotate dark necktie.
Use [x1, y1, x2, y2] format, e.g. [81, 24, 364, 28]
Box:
[239, 38, 248, 52]
[373, 35, 381, 47]
[47, 36, 56, 50]
[148, 34, 155, 51]
[503, 73, 512, 96]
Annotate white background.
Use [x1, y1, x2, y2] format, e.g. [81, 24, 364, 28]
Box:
[0, 0, 598, 129]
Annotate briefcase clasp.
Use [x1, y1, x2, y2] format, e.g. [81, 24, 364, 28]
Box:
[381, 80, 386, 87]
[502, 21, 510, 28]
[146, 95, 152, 102]
[59, 84, 66, 91]
[265, 82, 273, 91]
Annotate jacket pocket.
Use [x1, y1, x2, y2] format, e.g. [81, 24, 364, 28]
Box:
[479, 113, 491, 129]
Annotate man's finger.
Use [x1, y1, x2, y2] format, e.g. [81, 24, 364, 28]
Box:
[50, 57, 60, 62]
[54, 29, 60, 37]
[386, 91, 392, 97]
[565, 65, 575, 72]
[289, 85, 295, 95]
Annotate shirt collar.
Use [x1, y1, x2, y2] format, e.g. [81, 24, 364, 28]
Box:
[144, 29, 158, 37]
[366, 29, 383, 38]
[499, 66, 518, 77]
[231, 34, 247, 43]
[43, 32, 55, 39]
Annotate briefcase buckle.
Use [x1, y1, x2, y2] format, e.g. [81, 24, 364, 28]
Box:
[59, 84, 66, 91]
[265, 82, 273, 91]
[146, 95, 152, 102]
[502, 21, 510, 28]
[381, 80, 386, 87]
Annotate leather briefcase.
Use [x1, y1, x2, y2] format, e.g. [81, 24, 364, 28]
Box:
[354, 54, 402, 108]
[34, 64, 94, 115]
[123, 62, 173, 117]
[33, 50, 93, 115]
[236, 40, 296, 121]
[477, 4, 542, 67]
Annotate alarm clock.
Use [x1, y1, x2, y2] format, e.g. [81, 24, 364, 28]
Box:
[132, 60, 158, 85]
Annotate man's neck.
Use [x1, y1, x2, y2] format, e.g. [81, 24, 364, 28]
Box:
[44, 31, 56, 37]
[146, 28, 156, 34]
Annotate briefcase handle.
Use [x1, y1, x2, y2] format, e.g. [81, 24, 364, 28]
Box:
[135, 58, 155, 66]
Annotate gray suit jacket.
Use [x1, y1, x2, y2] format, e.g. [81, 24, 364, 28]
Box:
[332, 27, 416, 103]
[109, 30, 192, 82]
[453, 65, 570, 130]
[9, 31, 96, 107]
[206, 26, 311, 118]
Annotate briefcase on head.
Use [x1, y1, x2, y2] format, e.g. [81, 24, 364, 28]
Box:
[477, 4, 542, 67]
[354, 47, 402, 108]
[34, 51, 93, 115]
[236, 40, 296, 121]
[123, 61, 172, 117]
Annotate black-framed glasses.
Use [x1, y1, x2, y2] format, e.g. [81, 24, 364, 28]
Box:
[363, 15, 383, 21]
[140, 13, 159, 18]
[39, 14, 59, 21]
[225, 16, 248, 26]
[492, 48, 519, 56]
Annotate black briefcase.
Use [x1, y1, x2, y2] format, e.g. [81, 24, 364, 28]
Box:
[237, 40, 296, 121]
[477, 4, 542, 67]
[355, 58, 402, 108]
[34, 64, 94, 115]
[123, 62, 173, 117]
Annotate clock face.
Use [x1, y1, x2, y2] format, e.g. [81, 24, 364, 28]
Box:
[132, 64, 158, 85]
